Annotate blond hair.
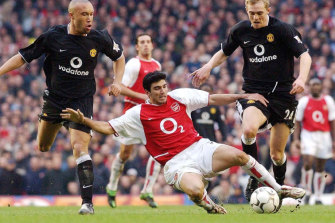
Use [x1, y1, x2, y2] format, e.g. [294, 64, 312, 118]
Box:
[245, 0, 270, 9]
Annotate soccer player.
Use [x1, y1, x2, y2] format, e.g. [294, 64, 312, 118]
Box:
[191, 0, 312, 201]
[61, 71, 306, 214]
[293, 78, 335, 205]
[106, 34, 161, 208]
[0, 0, 125, 215]
[191, 84, 227, 142]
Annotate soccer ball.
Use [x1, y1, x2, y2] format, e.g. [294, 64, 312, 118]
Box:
[250, 187, 280, 214]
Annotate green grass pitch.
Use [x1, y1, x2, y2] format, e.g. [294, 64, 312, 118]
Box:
[1, 205, 334, 223]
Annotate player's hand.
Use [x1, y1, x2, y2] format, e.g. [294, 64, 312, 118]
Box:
[189, 64, 211, 87]
[245, 93, 269, 107]
[290, 78, 305, 95]
[108, 83, 122, 96]
[60, 108, 85, 124]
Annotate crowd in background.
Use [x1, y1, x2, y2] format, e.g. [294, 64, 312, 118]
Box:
[0, 0, 334, 204]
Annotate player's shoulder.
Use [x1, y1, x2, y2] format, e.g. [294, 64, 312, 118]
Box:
[324, 95, 335, 103]
[270, 16, 295, 32]
[88, 29, 113, 41]
[168, 88, 205, 101]
[298, 95, 309, 103]
[231, 20, 251, 33]
[126, 57, 141, 66]
[43, 25, 67, 37]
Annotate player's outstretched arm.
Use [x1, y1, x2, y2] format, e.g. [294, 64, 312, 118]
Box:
[190, 50, 227, 87]
[209, 93, 269, 106]
[60, 108, 115, 135]
[290, 52, 312, 95]
[120, 84, 148, 100]
[109, 54, 125, 96]
[0, 54, 26, 76]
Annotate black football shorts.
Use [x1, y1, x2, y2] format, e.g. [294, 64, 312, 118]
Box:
[236, 92, 298, 133]
[39, 90, 93, 134]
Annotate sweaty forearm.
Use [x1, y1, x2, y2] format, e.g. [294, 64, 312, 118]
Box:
[121, 84, 146, 99]
[113, 55, 125, 83]
[297, 52, 312, 83]
[0, 54, 26, 76]
[82, 117, 115, 135]
[206, 50, 228, 69]
[209, 94, 247, 106]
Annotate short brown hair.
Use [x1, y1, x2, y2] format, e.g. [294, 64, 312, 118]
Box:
[135, 34, 153, 45]
[245, 0, 270, 9]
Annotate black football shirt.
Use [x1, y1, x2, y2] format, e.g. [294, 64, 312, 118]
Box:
[221, 16, 308, 93]
[19, 25, 123, 98]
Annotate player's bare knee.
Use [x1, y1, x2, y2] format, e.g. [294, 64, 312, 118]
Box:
[270, 153, 283, 164]
[236, 151, 249, 165]
[242, 126, 258, 138]
[119, 151, 131, 161]
[72, 143, 88, 158]
[187, 184, 204, 201]
[304, 164, 313, 171]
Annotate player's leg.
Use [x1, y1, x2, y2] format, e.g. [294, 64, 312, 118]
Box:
[140, 155, 160, 208]
[179, 172, 227, 214]
[238, 104, 267, 201]
[269, 123, 290, 185]
[106, 143, 134, 208]
[314, 158, 327, 204]
[69, 128, 93, 215]
[301, 154, 314, 204]
[212, 144, 305, 202]
[36, 120, 62, 152]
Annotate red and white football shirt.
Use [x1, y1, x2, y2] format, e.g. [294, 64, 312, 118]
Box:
[109, 88, 209, 165]
[296, 95, 335, 132]
[122, 57, 161, 112]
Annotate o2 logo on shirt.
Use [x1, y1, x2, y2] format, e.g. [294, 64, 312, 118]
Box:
[70, 57, 83, 69]
[312, 110, 325, 124]
[160, 118, 185, 134]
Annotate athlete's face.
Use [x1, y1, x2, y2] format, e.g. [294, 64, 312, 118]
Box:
[70, 2, 94, 35]
[136, 35, 153, 59]
[310, 82, 322, 98]
[246, 1, 270, 29]
[147, 79, 168, 105]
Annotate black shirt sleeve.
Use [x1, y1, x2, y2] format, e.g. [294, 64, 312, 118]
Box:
[221, 25, 240, 56]
[281, 24, 308, 58]
[19, 32, 49, 63]
[100, 30, 123, 61]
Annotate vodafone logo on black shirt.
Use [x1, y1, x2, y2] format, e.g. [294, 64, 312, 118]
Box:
[249, 44, 277, 63]
[58, 57, 89, 76]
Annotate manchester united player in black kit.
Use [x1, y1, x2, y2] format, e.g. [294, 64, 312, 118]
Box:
[0, 0, 125, 215]
[191, 0, 311, 203]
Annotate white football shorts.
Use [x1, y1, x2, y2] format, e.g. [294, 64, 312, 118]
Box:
[300, 129, 332, 159]
[163, 138, 220, 190]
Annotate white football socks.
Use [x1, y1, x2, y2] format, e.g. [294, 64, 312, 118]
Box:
[141, 156, 161, 194]
[107, 153, 124, 191]
[242, 155, 281, 191]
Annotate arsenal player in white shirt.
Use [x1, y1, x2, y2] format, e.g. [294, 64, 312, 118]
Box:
[106, 34, 161, 208]
[61, 71, 306, 214]
[293, 78, 335, 205]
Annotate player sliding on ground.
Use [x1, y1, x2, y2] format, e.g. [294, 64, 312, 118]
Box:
[61, 71, 305, 214]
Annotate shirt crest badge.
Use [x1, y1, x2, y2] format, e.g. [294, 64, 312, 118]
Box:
[210, 107, 216, 114]
[171, 102, 180, 112]
[90, 49, 97, 57]
[267, 33, 274, 42]
[113, 41, 120, 52]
